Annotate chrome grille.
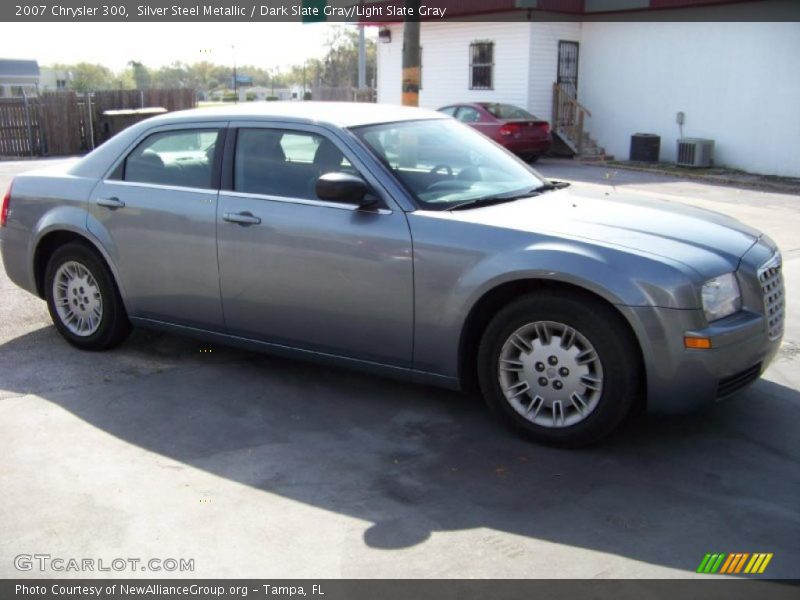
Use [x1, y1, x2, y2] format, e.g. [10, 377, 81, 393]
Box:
[758, 253, 785, 340]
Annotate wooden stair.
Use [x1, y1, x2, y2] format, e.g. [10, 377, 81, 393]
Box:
[551, 83, 613, 161]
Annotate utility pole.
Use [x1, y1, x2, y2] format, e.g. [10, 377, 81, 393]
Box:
[358, 24, 366, 90]
[231, 44, 238, 103]
[401, 0, 420, 106]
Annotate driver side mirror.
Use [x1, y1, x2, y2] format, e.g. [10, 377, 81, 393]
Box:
[315, 172, 377, 208]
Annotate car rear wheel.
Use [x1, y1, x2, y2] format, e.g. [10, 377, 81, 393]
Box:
[45, 242, 131, 350]
[477, 291, 640, 447]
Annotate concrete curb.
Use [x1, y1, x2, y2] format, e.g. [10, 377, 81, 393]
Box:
[576, 160, 800, 196]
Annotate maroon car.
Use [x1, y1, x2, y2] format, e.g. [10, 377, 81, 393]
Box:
[438, 102, 552, 162]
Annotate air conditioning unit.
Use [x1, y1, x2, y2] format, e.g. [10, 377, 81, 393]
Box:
[677, 138, 714, 167]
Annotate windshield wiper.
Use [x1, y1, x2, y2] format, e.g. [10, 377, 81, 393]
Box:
[447, 195, 524, 211]
[530, 180, 571, 192]
[446, 180, 570, 211]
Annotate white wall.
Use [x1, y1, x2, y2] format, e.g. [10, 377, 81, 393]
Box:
[529, 21, 582, 122]
[377, 22, 533, 110]
[578, 22, 800, 177]
[376, 25, 403, 106]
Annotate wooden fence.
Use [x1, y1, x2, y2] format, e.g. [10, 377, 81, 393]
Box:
[312, 86, 377, 103]
[0, 89, 196, 158]
[0, 96, 43, 156]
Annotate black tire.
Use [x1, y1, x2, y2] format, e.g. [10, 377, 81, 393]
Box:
[477, 290, 640, 447]
[526, 154, 541, 163]
[44, 242, 131, 351]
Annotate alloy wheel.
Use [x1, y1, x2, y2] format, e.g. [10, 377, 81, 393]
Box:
[497, 320, 604, 428]
[52, 260, 103, 337]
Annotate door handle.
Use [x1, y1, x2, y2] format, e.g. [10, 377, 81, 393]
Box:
[97, 197, 125, 209]
[223, 211, 261, 225]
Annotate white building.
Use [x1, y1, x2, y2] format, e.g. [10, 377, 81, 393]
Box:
[238, 85, 309, 102]
[39, 67, 72, 92]
[0, 59, 39, 98]
[376, 12, 800, 176]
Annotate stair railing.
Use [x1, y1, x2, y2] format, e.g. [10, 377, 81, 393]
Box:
[552, 82, 592, 156]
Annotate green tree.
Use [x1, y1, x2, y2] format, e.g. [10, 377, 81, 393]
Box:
[128, 61, 151, 90]
[110, 69, 135, 90]
[49, 63, 115, 92]
[317, 25, 376, 88]
[152, 62, 189, 88]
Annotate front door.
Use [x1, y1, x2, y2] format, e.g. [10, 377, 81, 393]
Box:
[556, 40, 580, 134]
[88, 125, 225, 330]
[216, 124, 414, 367]
[557, 40, 580, 99]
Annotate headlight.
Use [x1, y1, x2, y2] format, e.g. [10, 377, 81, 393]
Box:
[702, 272, 741, 322]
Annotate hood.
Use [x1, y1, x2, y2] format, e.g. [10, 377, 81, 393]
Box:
[446, 186, 761, 277]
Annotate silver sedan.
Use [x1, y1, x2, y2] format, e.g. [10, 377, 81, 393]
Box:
[0, 103, 784, 446]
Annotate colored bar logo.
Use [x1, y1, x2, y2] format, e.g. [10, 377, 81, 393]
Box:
[697, 552, 773, 574]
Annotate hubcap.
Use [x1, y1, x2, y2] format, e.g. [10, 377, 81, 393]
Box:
[497, 320, 604, 428]
[52, 261, 103, 337]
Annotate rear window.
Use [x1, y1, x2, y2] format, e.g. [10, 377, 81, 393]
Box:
[482, 104, 535, 119]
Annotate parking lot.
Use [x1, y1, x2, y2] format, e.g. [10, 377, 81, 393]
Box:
[1, 157, 798, 578]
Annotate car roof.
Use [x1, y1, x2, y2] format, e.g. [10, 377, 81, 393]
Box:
[68, 101, 449, 179]
[149, 101, 446, 128]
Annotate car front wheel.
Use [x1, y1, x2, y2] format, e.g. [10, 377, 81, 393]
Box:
[45, 242, 131, 350]
[477, 291, 640, 447]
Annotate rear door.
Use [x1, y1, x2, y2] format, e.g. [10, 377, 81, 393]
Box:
[88, 123, 226, 330]
[216, 123, 414, 367]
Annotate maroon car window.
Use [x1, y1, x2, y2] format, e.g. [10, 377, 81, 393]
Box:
[483, 104, 535, 120]
[456, 107, 481, 123]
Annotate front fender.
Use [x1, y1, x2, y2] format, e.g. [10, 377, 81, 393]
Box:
[456, 240, 698, 314]
[409, 215, 697, 377]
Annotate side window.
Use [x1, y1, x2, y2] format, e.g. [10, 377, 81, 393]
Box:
[123, 129, 219, 190]
[235, 129, 355, 200]
[439, 106, 457, 117]
[456, 107, 481, 123]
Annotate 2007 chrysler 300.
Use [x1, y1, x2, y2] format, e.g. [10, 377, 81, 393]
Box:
[0, 103, 785, 446]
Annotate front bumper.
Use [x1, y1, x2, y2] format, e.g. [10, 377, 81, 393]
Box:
[502, 136, 552, 156]
[623, 305, 781, 414]
[620, 239, 784, 414]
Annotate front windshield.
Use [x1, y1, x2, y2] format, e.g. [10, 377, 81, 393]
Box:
[352, 119, 545, 209]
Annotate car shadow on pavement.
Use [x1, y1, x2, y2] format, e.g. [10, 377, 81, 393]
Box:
[2, 325, 799, 577]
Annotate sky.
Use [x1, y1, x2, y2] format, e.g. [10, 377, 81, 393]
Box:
[0, 22, 374, 71]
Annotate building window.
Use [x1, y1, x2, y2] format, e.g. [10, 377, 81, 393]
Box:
[469, 41, 494, 90]
[56, 79, 67, 89]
